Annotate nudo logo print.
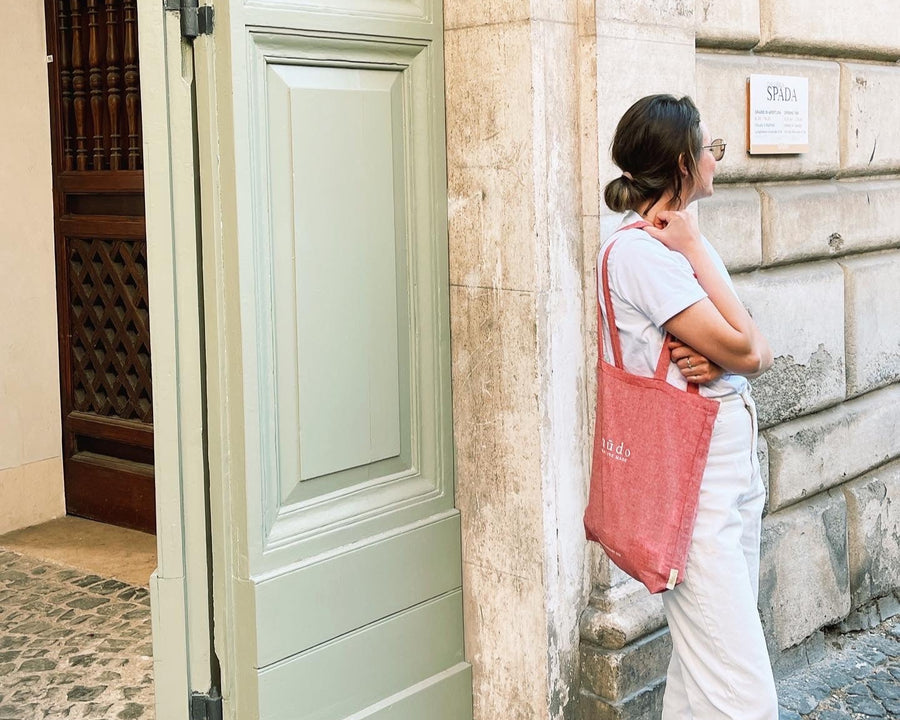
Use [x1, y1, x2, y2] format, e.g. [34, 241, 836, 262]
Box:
[600, 436, 631, 463]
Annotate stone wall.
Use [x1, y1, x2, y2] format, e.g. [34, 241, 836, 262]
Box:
[0, 4, 65, 534]
[445, 0, 900, 716]
[577, 0, 900, 717]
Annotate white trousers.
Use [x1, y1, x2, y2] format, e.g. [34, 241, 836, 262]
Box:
[661, 390, 778, 719]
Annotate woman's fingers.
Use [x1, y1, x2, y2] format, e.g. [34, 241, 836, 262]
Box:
[675, 353, 711, 384]
[670, 340, 726, 384]
[642, 211, 702, 255]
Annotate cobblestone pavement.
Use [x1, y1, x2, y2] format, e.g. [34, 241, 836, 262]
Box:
[2, 544, 898, 720]
[777, 617, 900, 720]
[0, 549, 155, 720]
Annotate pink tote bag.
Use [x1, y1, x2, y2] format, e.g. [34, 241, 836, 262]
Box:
[583, 222, 720, 593]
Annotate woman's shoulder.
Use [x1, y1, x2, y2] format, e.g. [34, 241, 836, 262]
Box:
[602, 226, 689, 270]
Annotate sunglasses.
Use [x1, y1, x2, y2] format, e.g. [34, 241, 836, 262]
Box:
[702, 139, 726, 161]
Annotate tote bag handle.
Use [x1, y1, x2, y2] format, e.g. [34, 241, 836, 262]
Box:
[599, 221, 700, 395]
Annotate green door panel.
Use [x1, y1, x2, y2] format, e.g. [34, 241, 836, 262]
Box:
[255, 513, 462, 667]
[266, 59, 409, 496]
[196, 0, 469, 717]
[245, 31, 453, 567]
[258, 592, 466, 720]
[274, 63, 405, 484]
[349, 664, 473, 720]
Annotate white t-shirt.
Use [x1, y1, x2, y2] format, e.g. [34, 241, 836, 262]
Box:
[596, 211, 749, 399]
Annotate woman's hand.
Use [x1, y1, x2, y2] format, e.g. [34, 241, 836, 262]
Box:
[642, 210, 703, 258]
[669, 338, 724, 385]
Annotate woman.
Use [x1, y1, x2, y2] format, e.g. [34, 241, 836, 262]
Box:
[599, 94, 778, 718]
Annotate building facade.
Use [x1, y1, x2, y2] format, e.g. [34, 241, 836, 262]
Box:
[2, 1, 900, 719]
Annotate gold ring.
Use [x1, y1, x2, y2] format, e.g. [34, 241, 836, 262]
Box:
[687, 357, 693, 369]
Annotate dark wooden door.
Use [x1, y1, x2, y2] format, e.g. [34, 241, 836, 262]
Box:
[45, 0, 155, 534]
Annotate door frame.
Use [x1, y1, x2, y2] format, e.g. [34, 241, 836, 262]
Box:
[137, 2, 215, 717]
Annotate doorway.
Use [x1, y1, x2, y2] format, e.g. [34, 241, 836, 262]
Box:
[44, 0, 155, 534]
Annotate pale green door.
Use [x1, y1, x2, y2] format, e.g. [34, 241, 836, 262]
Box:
[192, 1, 471, 718]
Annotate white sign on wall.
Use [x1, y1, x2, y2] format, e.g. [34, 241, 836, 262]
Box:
[746, 74, 809, 154]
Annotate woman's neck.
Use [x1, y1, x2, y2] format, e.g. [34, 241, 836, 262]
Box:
[638, 191, 682, 227]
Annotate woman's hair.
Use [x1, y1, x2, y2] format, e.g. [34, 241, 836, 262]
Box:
[603, 94, 704, 214]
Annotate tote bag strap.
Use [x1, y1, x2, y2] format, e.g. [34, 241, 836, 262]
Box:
[599, 220, 700, 396]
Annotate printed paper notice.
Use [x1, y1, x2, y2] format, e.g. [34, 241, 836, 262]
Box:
[747, 74, 809, 155]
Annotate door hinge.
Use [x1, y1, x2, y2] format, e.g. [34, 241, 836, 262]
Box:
[190, 687, 223, 720]
[164, 0, 214, 39]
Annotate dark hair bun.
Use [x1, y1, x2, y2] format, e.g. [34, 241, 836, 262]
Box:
[604, 176, 639, 214]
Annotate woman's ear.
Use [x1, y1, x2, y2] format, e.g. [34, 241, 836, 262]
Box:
[678, 152, 689, 177]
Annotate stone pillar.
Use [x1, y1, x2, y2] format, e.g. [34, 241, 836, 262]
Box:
[0, 4, 65, 534]
[445, 1, 589, 717]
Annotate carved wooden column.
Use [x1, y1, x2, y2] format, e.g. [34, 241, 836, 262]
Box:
[105, 0, 121, 170]
[123, 0, 140, 170]
[87, 0, 104, 169]
[57, 0, 75, 171]
[70, 0, 88, 171]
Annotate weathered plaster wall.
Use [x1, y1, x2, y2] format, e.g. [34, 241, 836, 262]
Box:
[0, 5, 65, 534]
[577, 0, 900, 717]
[445, 1, 590, 718]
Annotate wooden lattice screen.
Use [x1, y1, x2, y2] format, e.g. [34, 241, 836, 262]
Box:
[68, 237, 152, 424]
[46, 0, 155, 534]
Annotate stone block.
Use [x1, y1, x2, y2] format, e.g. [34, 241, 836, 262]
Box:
[760, 180, 900, 266]
[757, 432, 770, 516]
[758, 0, 900, 61]
[580, 628, 671, 702]
[841, 63, 900, 175]
[696, 54, 840, 182]
[531, 19, 581, 286]
[461, 562, 549, 720]
[580, 582, 666, 650]
[582, 214, 601, 331]
[445, 23, 537, 291]
[532, 0, 576, 24]
[835, 179, 900, 251]
[764, 385, 900, 513]
[597, 0, 694, 28]
[698, 185, 762, 272]
[579, 36, 599, 218]
[577, 0, 594, 36]
[450, 287, 544, 581]
[760, 183, 842, 266]
[877, 593, 900, 621]
[843, 460, 900, 608]
[597, 21, 695, 189]
[444, 0, 529, 31]
[732, 262, 845, 429]
[836, 603, 880, 633]
[771, 630, 826, 679]
[694, 0, 760, 50]
[840, 250, 900, 396]
[579, 680, 665, 720]
[758, 492, 850, 652]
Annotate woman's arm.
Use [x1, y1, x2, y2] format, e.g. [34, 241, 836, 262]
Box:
[644, 210, 773, 377]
